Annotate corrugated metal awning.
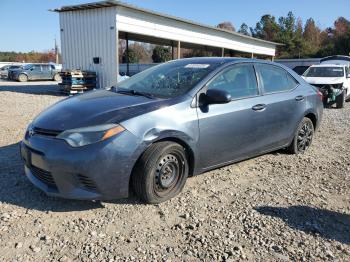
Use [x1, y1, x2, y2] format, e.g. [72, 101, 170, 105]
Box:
[52, 0, 282, 47]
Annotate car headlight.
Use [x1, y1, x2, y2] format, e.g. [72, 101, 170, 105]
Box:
[57, 124, 125, 147]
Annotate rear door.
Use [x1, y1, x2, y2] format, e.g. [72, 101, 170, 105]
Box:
[255, 63, 304, 149]
[29, 65, 42, 80]
[197, 63, 272, 169]
[41, 65, 52, 80]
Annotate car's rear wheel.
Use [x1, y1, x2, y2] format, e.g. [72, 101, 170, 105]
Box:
[336, 90, 345, 108]
[132, 141, 189, 204]
[18, 74, 28, 82]
[53, 73, 61, 82]
[288, 117, 314, 154]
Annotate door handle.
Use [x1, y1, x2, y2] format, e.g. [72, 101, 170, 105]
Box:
[252, 104, 266, 111]
[295, 95, 305, 101]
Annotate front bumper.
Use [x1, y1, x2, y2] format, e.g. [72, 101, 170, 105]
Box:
[20, 130, 145, 200]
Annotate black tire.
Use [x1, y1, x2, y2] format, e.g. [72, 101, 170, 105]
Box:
[287, 117, 314, 154]
[132, 141, 189, 204]
[18, 74, 28, 82]
[53, 73, 61, 82]
[345, 90, 350, 102]
[336, 90, 345, 108]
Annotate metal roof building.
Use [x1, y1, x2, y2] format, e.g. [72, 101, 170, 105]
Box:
[53, 0, 280, 88]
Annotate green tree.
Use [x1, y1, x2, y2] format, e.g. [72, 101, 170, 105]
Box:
[122, 48, 139, 63]
[152, 46, 172, 63]
[251, 14, 280, 41]
[303, 18, 321, 57]
[276, 12, 297, 57]
[238, 23, 250, 35]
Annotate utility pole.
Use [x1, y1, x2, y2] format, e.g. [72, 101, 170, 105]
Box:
[55, 38, 59, 64]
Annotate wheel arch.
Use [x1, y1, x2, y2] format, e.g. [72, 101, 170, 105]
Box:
[304, 111, 318, 130]
[155, 137, 195, 177]
[18, 72, 29, 77]
[128, 136, 196, 197]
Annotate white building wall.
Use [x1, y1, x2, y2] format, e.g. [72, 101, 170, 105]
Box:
[59, 7, 117, 88]
[116, 7, 276, 56]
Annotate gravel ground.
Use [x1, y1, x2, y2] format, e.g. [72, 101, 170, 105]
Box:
[0, 80, 349, 261]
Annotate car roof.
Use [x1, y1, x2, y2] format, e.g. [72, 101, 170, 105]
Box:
[310, 64, 344, 68]
[26, 63, 51, 66]
[174, 57, 277, 65]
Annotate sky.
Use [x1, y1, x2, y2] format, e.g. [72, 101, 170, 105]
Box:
[0, 0, 349, 52]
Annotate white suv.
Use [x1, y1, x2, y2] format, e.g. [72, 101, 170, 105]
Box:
[302, 56, 350, 108]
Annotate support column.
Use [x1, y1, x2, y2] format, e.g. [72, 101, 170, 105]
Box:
[221, 48, 225, 57]
[271, 56, 275, 61]
[177, 41, 181, 59]
[116, 30, 119, 86]
[171, 41, 175, 60]
[126, 33, 129, 76]
[251, 53, 254, 59]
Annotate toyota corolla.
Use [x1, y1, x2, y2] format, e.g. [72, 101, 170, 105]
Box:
[20, 58, 323, 204]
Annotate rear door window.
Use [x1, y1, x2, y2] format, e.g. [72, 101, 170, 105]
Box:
[258, 64, 298, 94]
[207, 64, 259, 100]
[42, 65, 51, 71]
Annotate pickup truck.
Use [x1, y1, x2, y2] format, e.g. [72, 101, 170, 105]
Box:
[8, 63, 61, 82]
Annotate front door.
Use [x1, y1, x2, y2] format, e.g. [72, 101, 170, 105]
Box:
[197, 63, 269, 169]
[41, 65, 52, 80]
[29, 65, 43, 80]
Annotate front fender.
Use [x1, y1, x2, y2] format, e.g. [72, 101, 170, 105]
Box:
[142, 129, 199, 176]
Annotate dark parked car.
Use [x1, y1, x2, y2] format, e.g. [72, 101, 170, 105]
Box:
[0, 64, 22, 79]
[8, 63, 61, 82]
[20, 58, 323, 203]
[293, 65, 310, 75]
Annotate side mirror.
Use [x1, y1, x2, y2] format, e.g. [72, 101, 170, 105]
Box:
[204, 89, 231, 104]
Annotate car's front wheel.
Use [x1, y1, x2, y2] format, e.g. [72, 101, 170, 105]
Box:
[288, 117, 314, 154]
[132, 141, 189, 204]
[18, 74, 28, 82]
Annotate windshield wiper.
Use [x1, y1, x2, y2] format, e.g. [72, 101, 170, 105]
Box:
[115, 88, 155, 99]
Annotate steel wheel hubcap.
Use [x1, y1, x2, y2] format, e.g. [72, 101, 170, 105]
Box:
[155, 154, 179, 189]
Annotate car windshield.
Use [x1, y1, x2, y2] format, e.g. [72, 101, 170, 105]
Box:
[115, 60, 221, 98]
[303, 66, 344, 77]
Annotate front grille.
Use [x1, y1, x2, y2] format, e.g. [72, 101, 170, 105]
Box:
[76, 174, 98, 192]
[30, 165, 57, 188]
[33, 127, 62, 137]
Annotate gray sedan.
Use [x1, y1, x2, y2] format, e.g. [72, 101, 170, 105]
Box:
[20, 58, 323, 203]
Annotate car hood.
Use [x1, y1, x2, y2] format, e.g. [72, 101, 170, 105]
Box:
[33, 89, 167, 131]
[302, 76, 344, 85]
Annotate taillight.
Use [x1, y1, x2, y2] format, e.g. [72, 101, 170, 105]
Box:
[316, 90, 323, 101]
